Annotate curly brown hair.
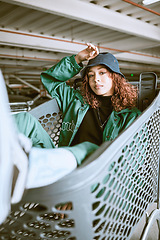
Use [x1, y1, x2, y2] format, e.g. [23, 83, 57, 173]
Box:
[81, 68, 138, 112]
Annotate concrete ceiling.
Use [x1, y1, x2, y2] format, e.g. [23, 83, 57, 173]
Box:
[0, 0, 160, 105]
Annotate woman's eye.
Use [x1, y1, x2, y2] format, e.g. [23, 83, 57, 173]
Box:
[88, 74, 94, 78]
[100, 71, 106, 75]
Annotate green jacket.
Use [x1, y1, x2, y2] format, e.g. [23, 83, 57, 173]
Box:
[41, 55, 141, 148]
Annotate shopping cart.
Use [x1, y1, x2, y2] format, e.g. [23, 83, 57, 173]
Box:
[0, 71, 159, 240]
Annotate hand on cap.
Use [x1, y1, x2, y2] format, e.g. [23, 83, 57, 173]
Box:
[75, 43, 99, 64]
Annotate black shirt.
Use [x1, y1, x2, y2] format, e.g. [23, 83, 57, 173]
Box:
[71, 96, 113, 146]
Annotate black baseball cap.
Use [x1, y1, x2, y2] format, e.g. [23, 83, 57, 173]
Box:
[81, 52, 125, 78]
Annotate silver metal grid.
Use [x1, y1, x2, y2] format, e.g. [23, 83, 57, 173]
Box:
[38, 112, 62, 147]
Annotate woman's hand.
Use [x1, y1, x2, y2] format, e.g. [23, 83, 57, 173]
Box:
[75, 43, 99, 64]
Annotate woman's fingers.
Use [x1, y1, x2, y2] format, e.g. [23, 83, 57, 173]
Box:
[75, 43, 99, 63]
[86, 43, 99, 60]
[87, 43, 96, 50]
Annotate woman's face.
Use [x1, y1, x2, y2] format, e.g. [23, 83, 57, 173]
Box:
[87, 65, 114, 96]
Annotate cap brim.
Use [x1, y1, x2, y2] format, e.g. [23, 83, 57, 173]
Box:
[80, 63, 125, 79]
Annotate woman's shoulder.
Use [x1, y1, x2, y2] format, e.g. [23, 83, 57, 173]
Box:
[114, 107, 141, 114]
[113, 107, 141, 116]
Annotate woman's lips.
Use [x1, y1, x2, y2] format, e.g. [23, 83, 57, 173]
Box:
[95, 84, 103, 89]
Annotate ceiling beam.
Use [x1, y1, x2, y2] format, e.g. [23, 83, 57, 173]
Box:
[115, 52, 160, 65]
[102, 37, 160, 52]
[0, 29, 84, 54]
[0, 29, 160, 66]
[1, 28, 159, 56]
[1, 0, 160, 42]
[0, 46, 67, 61]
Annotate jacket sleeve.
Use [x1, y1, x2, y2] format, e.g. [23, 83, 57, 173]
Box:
[121, 108, 141, 131]
[41, 55, 83, 110]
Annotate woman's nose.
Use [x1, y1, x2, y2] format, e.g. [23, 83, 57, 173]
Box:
[94, 74, 100, 82]
[95, 77, 100, 82]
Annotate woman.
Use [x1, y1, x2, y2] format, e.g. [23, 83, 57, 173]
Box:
[14, 43, 141, 188]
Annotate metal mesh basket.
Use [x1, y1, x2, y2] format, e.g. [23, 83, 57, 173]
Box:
[1, 92, 160, 240]
[29, 99, 62, 147]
